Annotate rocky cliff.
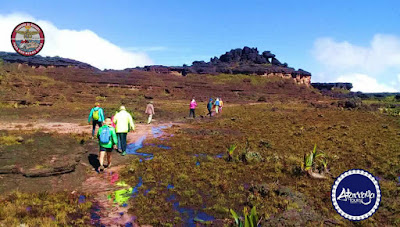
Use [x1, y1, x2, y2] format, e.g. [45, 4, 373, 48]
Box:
[135, 47, 312, 86]
[0, 52, 97, 70]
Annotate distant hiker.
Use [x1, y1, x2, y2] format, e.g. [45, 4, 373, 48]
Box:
[207, 98, 213, 117]
[113, 106, 135, 156]
[145, 101, 155, 124]
[214, 98, 220, 114]
[110, 111, 117, 128]
[97, 118, 118, 172]
[189, 98, 197, 118]
[219, 98, 224, 113]
[88, 102, 105, 139]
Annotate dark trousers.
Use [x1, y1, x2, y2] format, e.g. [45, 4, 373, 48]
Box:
[207, 109, 212, 117]
[189, 109, 195, 118]
[92, 120, 102, 136]
[117, 133, 127, 152]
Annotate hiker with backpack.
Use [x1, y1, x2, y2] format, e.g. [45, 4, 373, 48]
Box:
[207, 98, 213, 117]
[189, 97, 197, 118]
[219, 98, 224, 114]
[214, 98, 220, 114]
[97, 118, 118, 172]
[145, 101, 155, 124]
[88, 102, 105, 139]
[113, 106, 135, 156]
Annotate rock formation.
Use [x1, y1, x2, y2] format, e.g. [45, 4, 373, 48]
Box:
[311, 83, 353, 91]
[135, 46, 312, 86]
[0, 52, 97, 70]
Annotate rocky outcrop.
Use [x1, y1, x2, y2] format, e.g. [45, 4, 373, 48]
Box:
[0, 52, 97, 70]
[311, 83, 353, 91]
[135, 47, 312, 86]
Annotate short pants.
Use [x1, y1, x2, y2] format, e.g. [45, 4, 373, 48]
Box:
[100, 147, 113, 152]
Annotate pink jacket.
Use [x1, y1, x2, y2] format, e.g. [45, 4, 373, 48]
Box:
[190, 100, 197, 109]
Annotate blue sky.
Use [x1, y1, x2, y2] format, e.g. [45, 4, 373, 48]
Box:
[0, 0, 400, 92]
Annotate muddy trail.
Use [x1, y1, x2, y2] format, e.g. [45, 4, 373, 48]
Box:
[0, 119, 177, 226]
[81, 123, 175, 227]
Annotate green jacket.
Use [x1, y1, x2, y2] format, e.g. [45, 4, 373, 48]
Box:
[97, 125, 118, 148]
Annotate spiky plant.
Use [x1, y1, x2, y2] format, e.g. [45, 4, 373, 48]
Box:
[230, 206, 260, 227]
[302, 144, 327, 179]
[227, 144, 237, 161]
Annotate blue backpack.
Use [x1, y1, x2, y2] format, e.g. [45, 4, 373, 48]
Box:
[99, 126, 111, 144]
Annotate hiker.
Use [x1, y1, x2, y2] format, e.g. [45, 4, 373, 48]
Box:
[207, 98, 213, 117]
[88, 102, 105, 139]
[113, 106, 135, 156]
[214, 98, 220, 114]
[110, 111, 118, 128]
[97, 118, 118, 171]
[219, 98, 224, 114]
[189, 98, 197, 118]
[145, 101, 155, 124]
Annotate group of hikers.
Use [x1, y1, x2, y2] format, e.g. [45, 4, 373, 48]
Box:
[189, 97, 224, 118]
[88, 101, 154, 172]
[88, 97, 222, 172]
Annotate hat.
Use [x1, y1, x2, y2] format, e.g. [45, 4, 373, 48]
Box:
[149, 101, 153, 104]
[209, 98, 213, 101]
[120, 106, 126, 111]
[104, 118, 112, 125]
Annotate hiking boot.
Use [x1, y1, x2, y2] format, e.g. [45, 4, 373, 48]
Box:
[106, 163, 111, 168]
[121, 151, 126, 156]
[99, 165, 104, 172]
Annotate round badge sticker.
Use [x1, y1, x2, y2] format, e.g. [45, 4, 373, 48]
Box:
[11, 22, 45, 56]
[331, 169, 381, 221]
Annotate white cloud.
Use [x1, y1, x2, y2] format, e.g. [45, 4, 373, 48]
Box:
[313, 34, 400, 72]
[0, 13, 153, 70]
[336, 73, 398, 93]
[312, 34, 400, 92]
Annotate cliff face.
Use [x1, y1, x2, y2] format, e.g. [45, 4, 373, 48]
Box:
[311, 83, 353, 91]
[136, 47, 312, 86]
[0, 52, 97, 70]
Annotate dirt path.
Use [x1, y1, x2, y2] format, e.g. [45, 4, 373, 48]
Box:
[0, 120, 175, 226]
[80, 122, 175, 227]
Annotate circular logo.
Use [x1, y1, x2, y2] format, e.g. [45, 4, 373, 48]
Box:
[11, 22, 45, 56]
[331, 169, 381, 221]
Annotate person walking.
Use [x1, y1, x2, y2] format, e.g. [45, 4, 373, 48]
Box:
[207, 98, 213, 117]
[189, 98, 197, 118]
[214, 98, 220, 114]
[219, 98, 224, 114]
[88, 102, 105, 139]
[145, 101, 155, 124]
[97, 118, 118, 172]
[113, 106, 135, 156]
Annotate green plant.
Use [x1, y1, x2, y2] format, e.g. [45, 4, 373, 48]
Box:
[230, 206, 260, 227]
[227, 144, 237, 161]
[302, 144, 328, 179]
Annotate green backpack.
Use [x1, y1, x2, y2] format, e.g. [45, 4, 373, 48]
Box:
[93, 109, 100, 120]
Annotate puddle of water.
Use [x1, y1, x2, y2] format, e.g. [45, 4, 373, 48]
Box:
[167, 184, 174, 189]
[215, 153, 224, 158]
[152, 125, 168, 138]
[90, 204, 101, 225]
[172, 200, 215, 226]
[114, 177, 143, 205]
[78, 195, 86, 204]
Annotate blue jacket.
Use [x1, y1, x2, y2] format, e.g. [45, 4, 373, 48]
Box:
[88, 107, 105, 122]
